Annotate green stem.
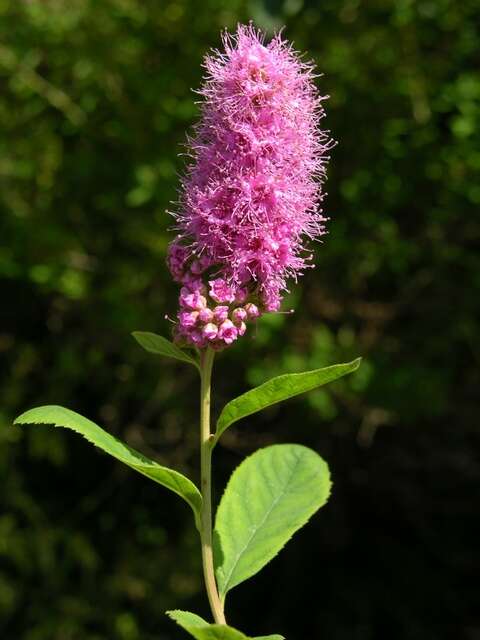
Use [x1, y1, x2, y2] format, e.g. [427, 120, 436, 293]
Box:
[199, 348, 226, 624]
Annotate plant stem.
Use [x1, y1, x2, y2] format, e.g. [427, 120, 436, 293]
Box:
[199, 348, 226, 624]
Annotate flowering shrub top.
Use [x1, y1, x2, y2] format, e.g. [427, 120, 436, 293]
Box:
[12, 22, 364, 639]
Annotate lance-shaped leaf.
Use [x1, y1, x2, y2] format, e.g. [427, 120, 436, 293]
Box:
[214, 358, 361, 444]
[214, 444, 331, 601]
[132, 331, 200, 370]
[166, 610, 284, 640]
[14, 406, 202, 528]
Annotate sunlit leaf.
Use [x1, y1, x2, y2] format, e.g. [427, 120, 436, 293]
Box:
[166, 610, 284, 640]
[214, 358, 361, 444]
[214, 444, 331, 600]
[14, 406, 202, 528]
[132, 331, 200, 370]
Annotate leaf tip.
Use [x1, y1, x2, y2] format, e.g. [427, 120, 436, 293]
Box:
[165, 610, 179, 620]
[13, 405, 61, 427]
[351, 356, 362, 370]
[13, 408, 38, 426]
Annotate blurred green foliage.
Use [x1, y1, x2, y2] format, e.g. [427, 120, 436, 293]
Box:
[0, 0, 478, 638]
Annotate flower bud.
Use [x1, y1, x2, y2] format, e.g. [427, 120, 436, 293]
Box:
[213, 305, 229, 323]
[237, 321, 247, 336]
[198, 308, 214, 323]
[231, 307, 247, 323]
[245, 303, 260, 319]
[178, 311, 199, 328]
[202, 323, 219, 341]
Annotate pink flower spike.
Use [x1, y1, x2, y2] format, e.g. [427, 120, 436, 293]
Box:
[166, 24, 333, 349]
[218, 319, 238, 345]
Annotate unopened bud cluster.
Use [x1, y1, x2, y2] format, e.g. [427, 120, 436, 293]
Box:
[170, 251, 260, 348]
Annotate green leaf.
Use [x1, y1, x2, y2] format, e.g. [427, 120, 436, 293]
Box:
[14, 406, 202, 528]
[214, 444, 331, 601]
[166, 610, 247, 640]
[132, 331, 200, 370]
[166, 611, 284, 640]
[214, 358, 361, 444]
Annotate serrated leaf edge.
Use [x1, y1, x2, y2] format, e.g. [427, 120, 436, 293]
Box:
[214, 358, 361, 444]
[215, 444, 331, 600]
[166, 610, 285, 640]
[13, 406, 202, 527]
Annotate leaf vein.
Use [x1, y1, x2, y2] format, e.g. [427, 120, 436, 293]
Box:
[220, 449, 304, 595]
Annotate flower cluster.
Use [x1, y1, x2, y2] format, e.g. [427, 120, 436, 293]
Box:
[167, 24, 333, 348]
[172, 274, 260, 350]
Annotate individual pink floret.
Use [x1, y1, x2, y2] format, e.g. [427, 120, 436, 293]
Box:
[178, 311, 199, 328]
[208, 279, 236, 304]
[218, 319, 238, 345]
[180, 289, 207, 311]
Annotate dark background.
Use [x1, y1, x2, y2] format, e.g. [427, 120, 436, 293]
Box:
[1, 1, 479, 639]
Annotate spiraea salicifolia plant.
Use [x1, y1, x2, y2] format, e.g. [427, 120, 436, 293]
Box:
[13, 25, 360, 639]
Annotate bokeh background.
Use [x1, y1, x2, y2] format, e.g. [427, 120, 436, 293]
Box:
[1, 1, 479, 638]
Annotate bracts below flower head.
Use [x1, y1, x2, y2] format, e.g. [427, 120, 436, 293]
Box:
[167, 23, 334, 349]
